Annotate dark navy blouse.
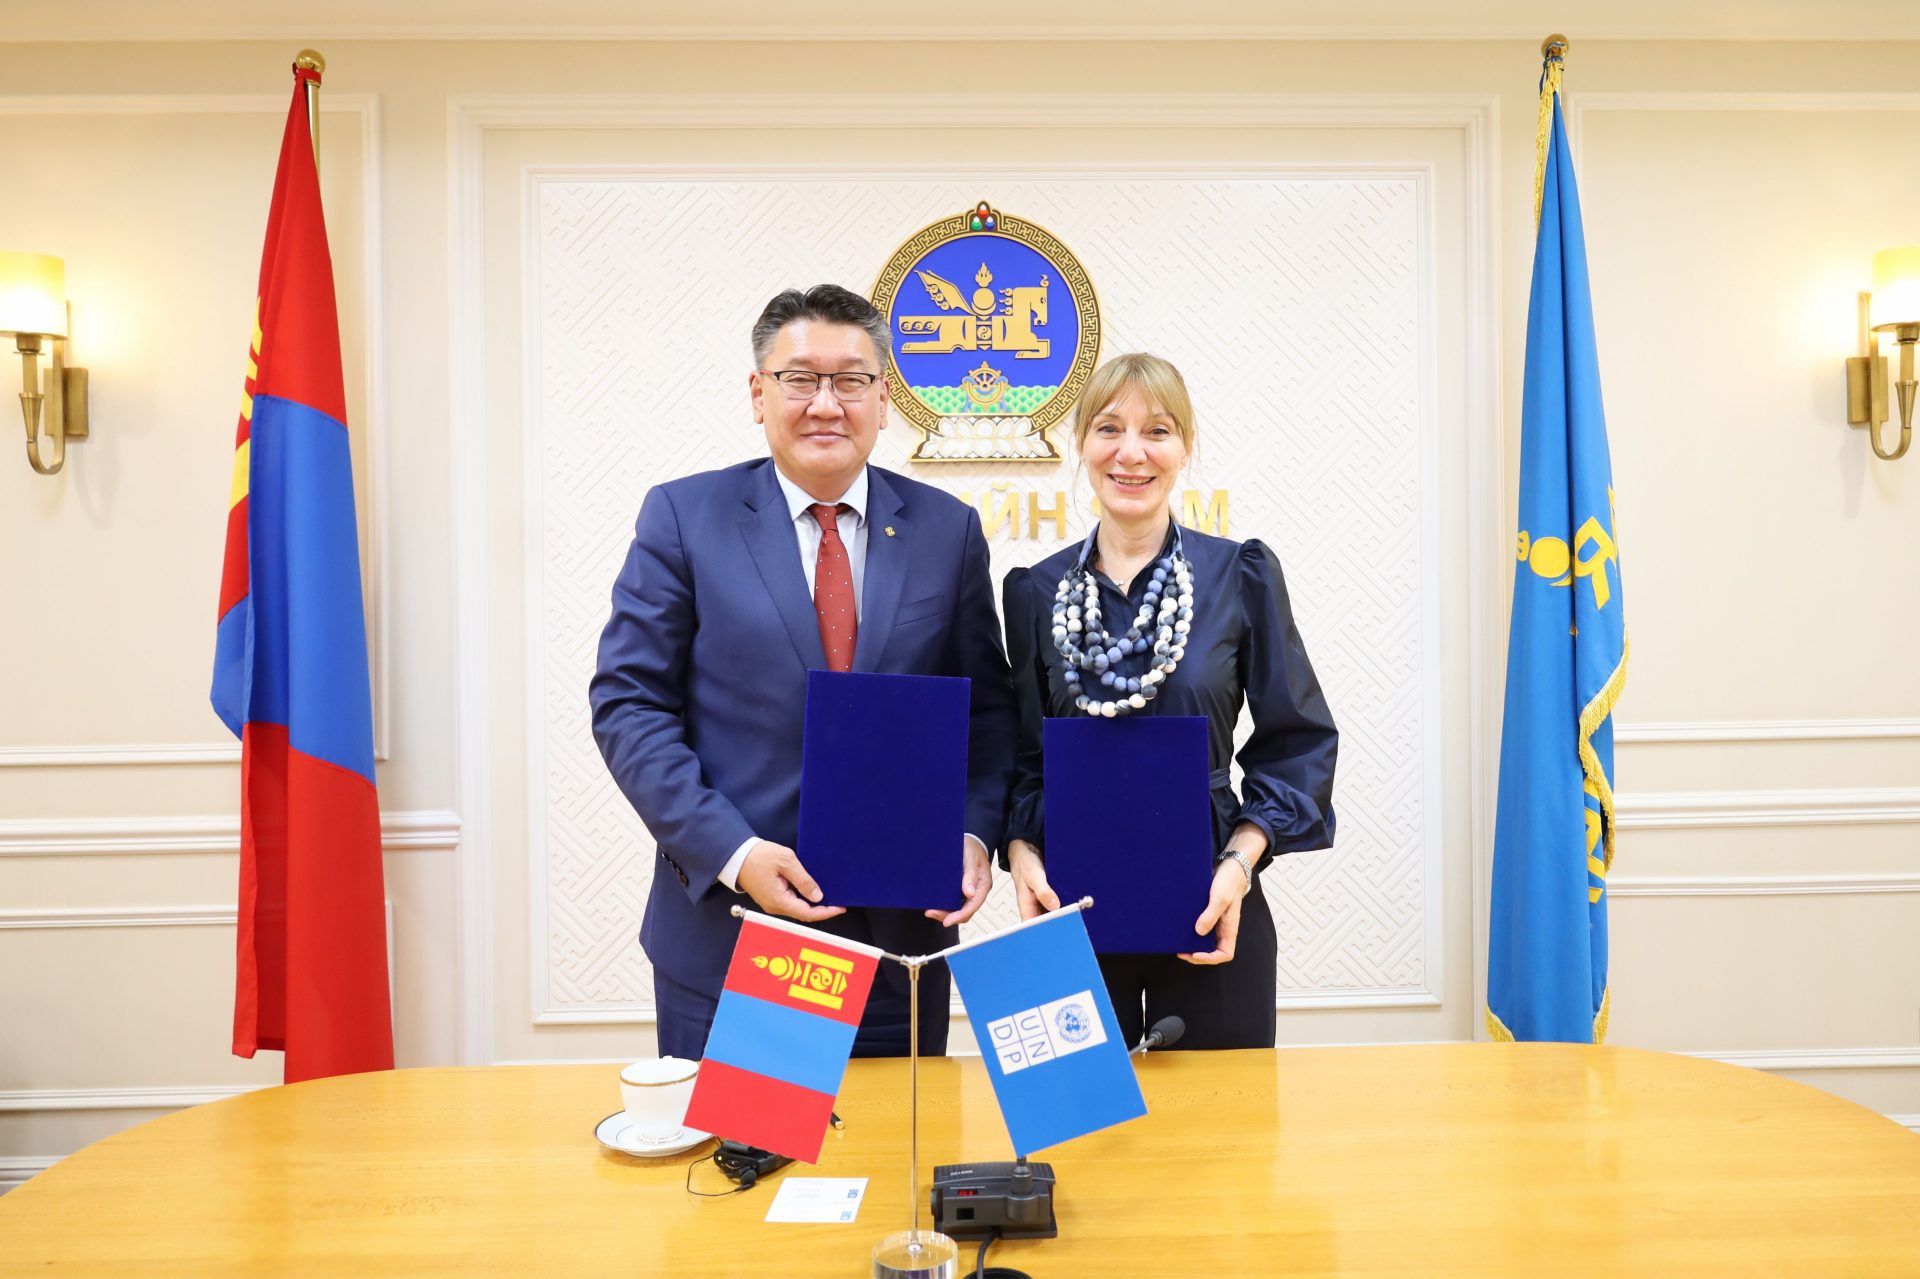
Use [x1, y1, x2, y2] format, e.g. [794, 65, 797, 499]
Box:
[1001, 525, 1339, 862]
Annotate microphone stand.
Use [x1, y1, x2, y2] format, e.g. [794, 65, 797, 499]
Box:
[1129, 1015, 1185, 1056]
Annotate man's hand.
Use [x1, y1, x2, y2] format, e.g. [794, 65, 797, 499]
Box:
[1178, 858, 1249, 966]
[737, 841, 845, 924]
[1006, 839, 1060, 921]
[928, 835, 992, 927]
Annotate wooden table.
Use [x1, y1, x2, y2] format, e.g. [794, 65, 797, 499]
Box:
[3, 1045, 1917, 1275]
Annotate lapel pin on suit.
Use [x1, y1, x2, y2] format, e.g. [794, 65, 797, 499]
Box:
[885, 526, 896, 537]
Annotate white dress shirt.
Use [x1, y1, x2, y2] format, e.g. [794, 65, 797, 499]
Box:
[774, 464, 869, 617]
[718, 464, 983, 896]
[719, 467, 868, 890]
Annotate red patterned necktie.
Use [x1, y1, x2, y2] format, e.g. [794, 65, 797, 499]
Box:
[809, 503, 857, 672]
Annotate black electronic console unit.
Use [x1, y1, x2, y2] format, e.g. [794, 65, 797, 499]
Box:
[713, 1140, 791, 1188]
[930, 1160, 1058, 1239]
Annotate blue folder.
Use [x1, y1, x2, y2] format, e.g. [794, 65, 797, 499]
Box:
[1042, 716, 1214, 953]
[798, 669, 969, 911]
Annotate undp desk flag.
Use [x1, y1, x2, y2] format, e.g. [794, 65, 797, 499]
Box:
[946, 908, 1146, 1154]
[1487, 46, 1628, 1045]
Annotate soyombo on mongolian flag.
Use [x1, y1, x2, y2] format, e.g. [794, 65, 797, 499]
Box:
[945, 907, 1145, 1155]
[683, 914, 880, 1162]
[209, 60, 392, 1082]
[1487, 45, 1628, 1045]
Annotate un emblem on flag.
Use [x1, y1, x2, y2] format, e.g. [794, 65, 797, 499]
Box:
[1053, 1001, 1094, 1045]
[871, 201, 1101, 463]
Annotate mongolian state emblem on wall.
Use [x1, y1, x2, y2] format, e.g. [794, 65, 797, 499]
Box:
[872, 202, 1101, 463]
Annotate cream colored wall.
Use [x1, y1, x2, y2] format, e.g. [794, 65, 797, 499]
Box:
[2, 35, 1916, 1190]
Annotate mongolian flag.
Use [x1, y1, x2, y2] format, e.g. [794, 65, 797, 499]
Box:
[1487, 43, 1628, 1045]
[683, 914, 880, 1162]
[210, 59, 392, 1082]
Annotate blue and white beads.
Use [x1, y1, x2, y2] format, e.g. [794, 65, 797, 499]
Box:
[1050, 536, 1194, 718]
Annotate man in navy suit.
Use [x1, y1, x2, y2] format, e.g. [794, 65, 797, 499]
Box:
[591, 284, 1016, 1059]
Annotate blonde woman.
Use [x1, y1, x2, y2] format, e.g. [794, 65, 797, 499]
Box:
[1001, 353, 1338, 1049]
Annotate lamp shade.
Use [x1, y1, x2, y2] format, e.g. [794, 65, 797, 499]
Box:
[0, 252, 67, 338]
[1871, 245, 1920, 331]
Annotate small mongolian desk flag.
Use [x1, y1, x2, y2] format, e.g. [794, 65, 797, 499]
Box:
[210, 55, 393, 1082]
[1487, 37, 1629, 1045]
[684, 913, 881, 1162]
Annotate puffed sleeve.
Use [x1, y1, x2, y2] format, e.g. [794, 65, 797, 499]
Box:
[1001, 566, 1050, 864]
[1233, 539, 1338, 856]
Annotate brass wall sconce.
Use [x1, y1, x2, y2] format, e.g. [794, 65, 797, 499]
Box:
[1845, 246, 1920, 461]
[0, 251, 90, 475]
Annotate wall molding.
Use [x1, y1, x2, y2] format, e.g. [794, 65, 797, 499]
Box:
[1688, 1047, 1920, 1072]
[0, 902, 398, 935]
[453, 90, 1501, 132]
[1614, 787, 1920, 830]
[1615, 718, 1920, 744]
[0, 810, 460, 857]
[0, 743, 242, 768]
[1611, 873, 1920, 898]
[0, 1156, 53, 1193]
[20, 23, 1920, 45]
[449, 95, 497, 1068]
[1276, 987, 1444, 1010]
[0, 90, 391, 764]
[0, 906, 239, 931]
[0, 1084, 268, 1113]
[459, 91, 1501, 1053]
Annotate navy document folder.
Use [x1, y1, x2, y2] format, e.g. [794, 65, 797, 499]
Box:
[798, 669, 970, 911]
[1042, 715, 1214, 953]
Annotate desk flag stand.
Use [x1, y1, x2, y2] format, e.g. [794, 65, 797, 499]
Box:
[867, 898, 1095, 1279]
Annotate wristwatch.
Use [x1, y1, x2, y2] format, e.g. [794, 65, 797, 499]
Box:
[1217, 849, 1255, 893]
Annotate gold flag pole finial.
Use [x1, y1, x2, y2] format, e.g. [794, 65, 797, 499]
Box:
[1533, 36, 1569, 228]
[294, 49, 325, 174]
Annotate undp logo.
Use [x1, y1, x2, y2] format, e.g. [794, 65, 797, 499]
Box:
[1053, 1000, 1094, 1045]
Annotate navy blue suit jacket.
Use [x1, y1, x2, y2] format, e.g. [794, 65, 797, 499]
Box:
[590, 458, 1017, 994]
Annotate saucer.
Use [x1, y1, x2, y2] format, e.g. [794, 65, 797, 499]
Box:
[594, 1111, 713, 1158]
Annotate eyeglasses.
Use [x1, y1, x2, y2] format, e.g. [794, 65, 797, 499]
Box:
[759, 369, 881, 402]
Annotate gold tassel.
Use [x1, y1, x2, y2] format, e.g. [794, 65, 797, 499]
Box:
[1533, 37, 1568, 229]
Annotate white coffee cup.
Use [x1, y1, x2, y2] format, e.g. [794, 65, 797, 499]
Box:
[619, 1057, 699, 1142]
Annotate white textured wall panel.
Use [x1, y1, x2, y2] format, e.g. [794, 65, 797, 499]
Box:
[531, 173, 1433, 1017]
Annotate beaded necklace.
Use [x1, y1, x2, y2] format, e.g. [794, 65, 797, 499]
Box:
[1050, 522, 1193, 717]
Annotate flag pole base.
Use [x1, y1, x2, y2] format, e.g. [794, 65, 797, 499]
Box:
[872, 1229, 959, 1279]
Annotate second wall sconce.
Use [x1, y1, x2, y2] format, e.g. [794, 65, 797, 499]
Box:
[0, 251, 91, 476]
[1845, 245, 1920, 462]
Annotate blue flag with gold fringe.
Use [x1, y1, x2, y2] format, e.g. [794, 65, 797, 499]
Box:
[1488, 44, 1628, 1044]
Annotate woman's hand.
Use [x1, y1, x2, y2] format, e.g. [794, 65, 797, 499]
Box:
[1007, 839, 1060, 920]
[1180, 824, 1264, 965]
[1178, 858, 1248, 965]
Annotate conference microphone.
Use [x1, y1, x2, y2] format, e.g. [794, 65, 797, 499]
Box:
[1131, 1015, 1185, 1055]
